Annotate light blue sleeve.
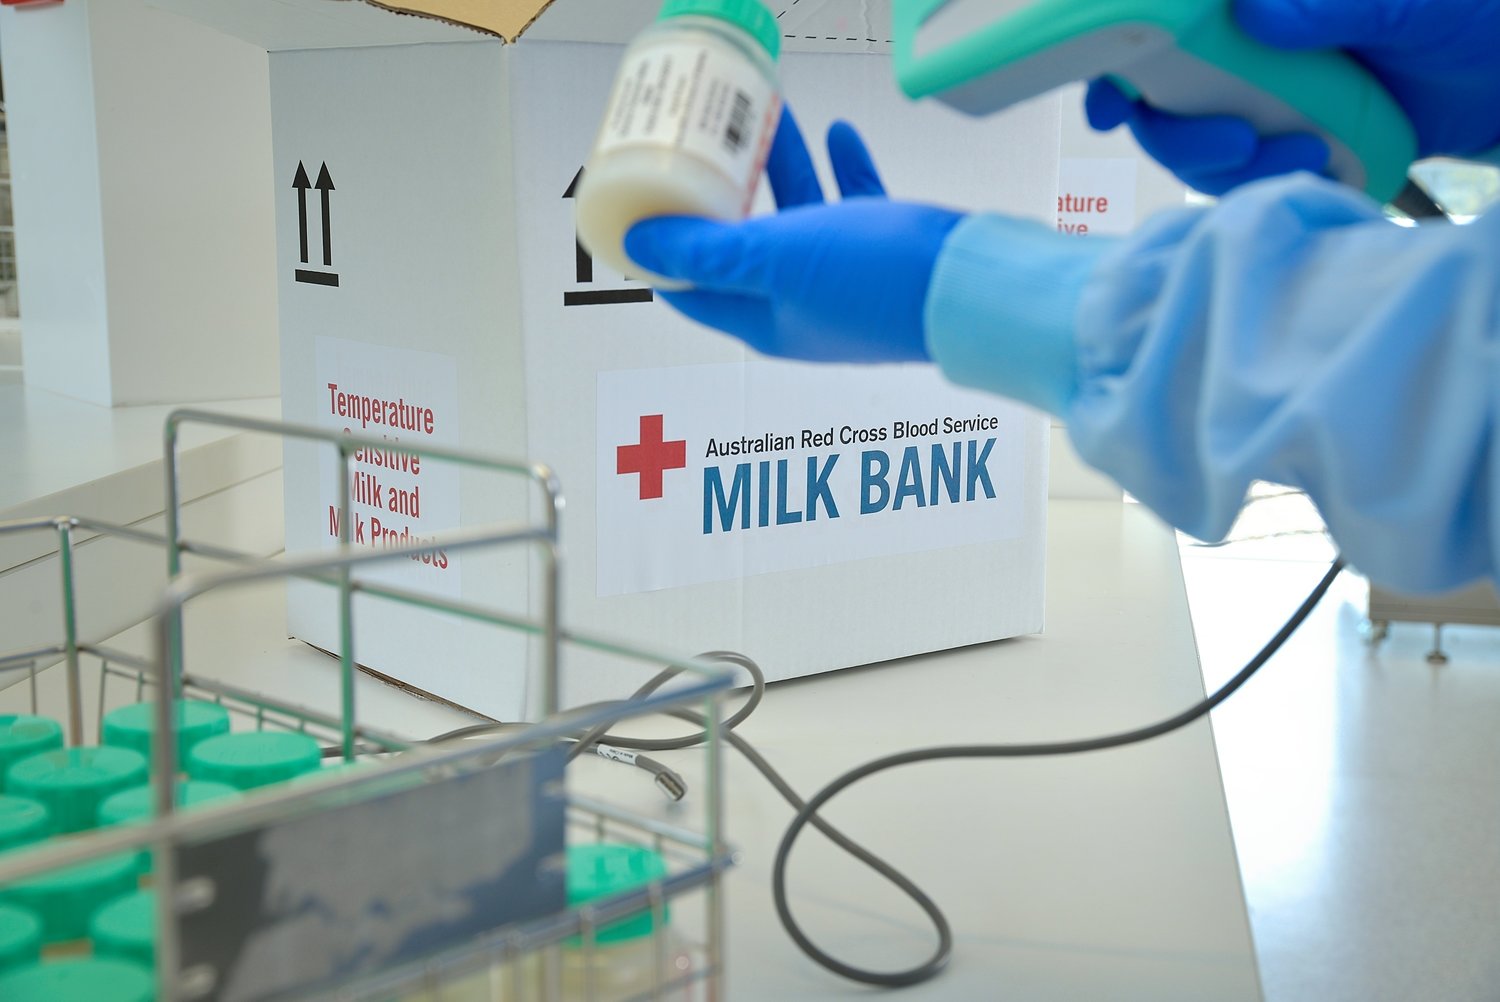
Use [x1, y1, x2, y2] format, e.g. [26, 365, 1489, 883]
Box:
[925, 173, 1500, 594]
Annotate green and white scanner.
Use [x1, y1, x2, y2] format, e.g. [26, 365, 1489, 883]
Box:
[892, 0, 1418, 203]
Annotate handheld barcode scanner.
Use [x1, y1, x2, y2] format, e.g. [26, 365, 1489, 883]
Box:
[892, 0, 1419, 204]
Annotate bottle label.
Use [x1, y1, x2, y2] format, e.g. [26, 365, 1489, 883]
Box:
[595, 38, 780, 201]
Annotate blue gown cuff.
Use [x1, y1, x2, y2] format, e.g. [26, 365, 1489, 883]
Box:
[924, 214, 1115, 416]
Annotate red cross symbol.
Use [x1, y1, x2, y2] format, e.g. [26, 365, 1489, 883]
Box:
[616, 414, 687, 500]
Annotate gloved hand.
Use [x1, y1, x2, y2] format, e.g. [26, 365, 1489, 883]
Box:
[624, 108, 963, 363]
[1086, 0, 1500, 195]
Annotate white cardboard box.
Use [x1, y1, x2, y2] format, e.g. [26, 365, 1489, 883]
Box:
[164, 0, 1061, 718]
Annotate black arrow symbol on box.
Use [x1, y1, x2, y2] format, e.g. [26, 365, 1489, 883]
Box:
[562, 167, 591, 284]
[315, 162, 335, 267]
[293, 161, 311, 264]
[561, 167, 653, 306]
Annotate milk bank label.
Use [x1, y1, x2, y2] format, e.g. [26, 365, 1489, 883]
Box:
[596, 361, 1031, 597]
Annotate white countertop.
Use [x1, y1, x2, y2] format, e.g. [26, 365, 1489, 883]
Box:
[0, 382, 281, 521]
[707, 500, 1258, 1000]
[0, 498, 1257, 1000]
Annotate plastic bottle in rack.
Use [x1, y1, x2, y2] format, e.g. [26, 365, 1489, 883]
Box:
[389, 843, 692, 1001]
[559, 842, 693, 1001]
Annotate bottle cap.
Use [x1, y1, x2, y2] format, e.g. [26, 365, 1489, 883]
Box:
[101, 700, 231, 764]
[0, 957, 154, 1001]
[5, 748, 149, 834]
[566, 843, 671, 945]
[0, 796, 50, 852]
[98, 780, 239, 875]
[659, 0, 781, 59]
[0, 904, 42, 973]
[88, 889, 155, 967]
[186, 732, 322, 790]
[0, 852, 140, 942]
[97, 780, 240, 827]
[0, 716, 63, 789]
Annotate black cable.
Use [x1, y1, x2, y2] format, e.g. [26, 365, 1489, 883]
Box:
[428, 652, 946, 974]
[427, 725, 690, 801]
[565, 649, 765, 759]
[770, 556, 1345, 986]
[433, 558, 1345, 989]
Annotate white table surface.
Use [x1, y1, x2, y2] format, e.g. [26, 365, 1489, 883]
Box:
[0, 383, 281, 518]
[1, 498, 1259, 1001]
[705, 499, 1260, 1001]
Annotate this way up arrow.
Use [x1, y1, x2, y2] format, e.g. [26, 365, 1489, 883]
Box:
[293, 161, 311, 264]
[315, 163, 335, 268]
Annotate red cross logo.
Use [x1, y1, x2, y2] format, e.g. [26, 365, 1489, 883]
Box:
[616, 414, 687, 500]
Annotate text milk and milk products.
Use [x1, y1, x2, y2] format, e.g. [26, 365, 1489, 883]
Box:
[271, 0, 1060, 719]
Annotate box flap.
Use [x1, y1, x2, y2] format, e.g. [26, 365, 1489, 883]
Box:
[363, 0, 555, 41]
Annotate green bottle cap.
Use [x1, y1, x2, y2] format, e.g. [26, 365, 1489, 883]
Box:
[658, 0, 781, 60]
[0, 796, 51, 852]
[0, 957, 155, 1002]
[102, 700, 230, 764]
[0, 716, 63, 790]
[97, 780, 240, 827]
[0, 904, 42, 972]
[566, 843, 670, 945]
[98, 780, 239, 875]
[0, 852, 139, 942]
[88, 888, 155, 967]
[6, 748, 149, 834]
[186, 732, 322, 790]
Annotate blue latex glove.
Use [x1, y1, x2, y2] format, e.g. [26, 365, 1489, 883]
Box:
[625, 108, 963, 363]
[1086, 0, 1500, 195]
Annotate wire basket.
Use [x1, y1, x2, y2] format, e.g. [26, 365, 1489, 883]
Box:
[0, 411, 735, 1001]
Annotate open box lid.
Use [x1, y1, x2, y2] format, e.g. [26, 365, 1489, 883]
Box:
[141, 0, 560, 47]
[145, 0, 893, 51]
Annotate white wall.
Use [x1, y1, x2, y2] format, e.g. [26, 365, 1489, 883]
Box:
[1, 0, 278, 406]
[0, 0, 114, 405]
[90, 0, 278, 405]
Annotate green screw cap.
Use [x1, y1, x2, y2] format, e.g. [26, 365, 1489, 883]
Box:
[0, 957, 155, 1002]
[6, 748, 149, 834]
[659, 0, 781, 60]
[186, 732, 322, 790]
[0, 904, 42, 973]
[102, 699, 230, 764]
[98, 780, 239, 875]
[0, 852, 139, 942]
[89, 888, 155, 967]
[566, 843, 670, 945]
[0, 716, 63, 790]
[98, 780, 240, 828]
[0, 796, 50, 852]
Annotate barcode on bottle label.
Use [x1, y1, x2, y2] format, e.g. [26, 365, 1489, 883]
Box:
[724, 90, 752, 152]
[593, 39, 779, 194]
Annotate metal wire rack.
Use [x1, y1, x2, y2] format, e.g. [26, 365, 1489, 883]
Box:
[0, 411, 736, 1001]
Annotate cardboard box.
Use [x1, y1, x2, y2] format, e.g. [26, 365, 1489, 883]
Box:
[159, 0, 1061, 718]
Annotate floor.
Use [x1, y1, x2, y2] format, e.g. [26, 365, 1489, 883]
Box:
[1179, 489, 1500, 1001]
